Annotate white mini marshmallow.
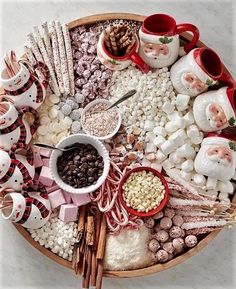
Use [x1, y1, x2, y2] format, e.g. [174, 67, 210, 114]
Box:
[193, 174, 206, 186]
[146, 132, 156, 142]
[151, 161, 162, 173]
[168, 129, 187, 147]
[168, 152, 182, 164]
[162, 101, 175, 114]
[142, 158, 152, 167]
[218, 181, 234, 194]
[218, 191, 229, 200]
[183, 111, 194, 126]
[176, 94, 190, 111]
[180, 170, 192, 181]
[144, 120, 155, 131]
[174, 116, 186, 129]
[187, 125, 200, 139]
[206, 177, 218, 190]
[160, 140, 176, 155]
[167, 111, 180, 121]
[181, 160, 194, 172]
[156, 150, 167, 162]
[153, 126, 167, 137]
[165, 121, 178, 133]
[145, 142, 157, 153]
[153, 135, 166, 147]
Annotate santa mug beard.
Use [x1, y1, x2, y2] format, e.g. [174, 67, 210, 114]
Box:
[194, 145, 235, 181]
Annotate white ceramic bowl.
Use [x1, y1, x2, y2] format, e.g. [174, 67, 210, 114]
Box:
[49, 134, 110, 195]
[81, 99, 122, 140]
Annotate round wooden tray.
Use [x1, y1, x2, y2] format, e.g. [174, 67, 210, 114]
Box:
[9, 12, 236, 278]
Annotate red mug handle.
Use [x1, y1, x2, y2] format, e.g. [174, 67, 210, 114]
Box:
[19, 106, 40, 135]
[176, 23, 200, 53]
[219, 71, 236, 88]
[129, 52, 149, 73]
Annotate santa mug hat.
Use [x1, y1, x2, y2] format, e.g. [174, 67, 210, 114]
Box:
[193, 86, 236, 132]
[194, 134, 236, 181]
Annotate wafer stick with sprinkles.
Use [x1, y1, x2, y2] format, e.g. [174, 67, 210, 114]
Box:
[109, 29, 119, 56]
[55, 21, 70, 96]
[103, 30, 113, 54]
[50, 20, 64, 94]
[24, 46, 36, 65]
[27, 33, 43, 62]
[62, 23, 75, 96]
[41, 21, 54, 69]
[33, 26, 60, 97]
[125, 36, 136, 54]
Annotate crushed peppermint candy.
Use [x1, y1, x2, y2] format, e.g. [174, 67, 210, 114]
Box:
[82, 103, 120, 138]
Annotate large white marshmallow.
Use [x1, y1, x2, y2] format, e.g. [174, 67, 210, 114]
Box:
[156, 150, 167, 162]
[165, 121, 178, 133]
[206, 177, 218, 190]
[169, 152, 182, 164]
[151, 161, 162, 173]
[181, 160, 194, 172]
[153, 126, 167, 137]
[190, 132, 204, 145]
[144, 120, 155, 131]
[218, 181, 234, 194]
[168, 129, 187, 147]
[180, 170, 192, 181]
[153, 135, 166, 147]
[145, 142, 157, 154]
[162, 159, 174, 170]
[162, 101, 175, 114]
[176, 144, 195, 159]
[187, 125, 200, 139]
[183, 111, 194, 126]
[160, 140, 176, 155]
[176, 94, 190, 111]
[193, 174, 206, 186]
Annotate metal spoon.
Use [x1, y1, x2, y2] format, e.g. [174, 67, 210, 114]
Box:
[34, 143, 79, 152]
[91, 89, 137, 114]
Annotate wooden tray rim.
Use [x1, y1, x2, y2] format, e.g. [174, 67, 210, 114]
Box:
[7, 12, 234, 278]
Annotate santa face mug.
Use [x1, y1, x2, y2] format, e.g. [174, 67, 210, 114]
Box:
[194, 135, 236, 181]
[0, 101, 40, 151]
[139, 14, 199, 69]
[0, 62, 50, 110]
[97, 32, 149, 73]
[170, 47, 226, 97]
[193, 87, 236, 132]
[0, 149, 35, 191]
[1, 190, 51, 229]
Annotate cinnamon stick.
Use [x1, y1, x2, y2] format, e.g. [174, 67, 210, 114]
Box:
[83, 247, 92, 289]
[95, 260, 104, 289]
[96, 214, 107, 260]
[86, 216, 94, 246]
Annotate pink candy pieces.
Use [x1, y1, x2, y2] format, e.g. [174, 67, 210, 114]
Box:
[39, 148, 52, 158]
[33, 153, 43, 168]
[45, 184, 60, 194]
[42, 158, 50, 167]
[39, 166, 54, 187]
[59, 204, 79, 222]
[70, 193, 91, 206]
[48, 189, 66, 209]
[63, 190, 72, 204]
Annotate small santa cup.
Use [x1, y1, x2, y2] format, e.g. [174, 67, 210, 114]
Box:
[194, 134, 236, 181]
[97, 32, 149, 73]
[1, 191, 51, 229]
[0, 149, 35, 191]
[0, 101, 39, 151]
[170, 47, 232, 97]
[139, 14, 199, 68]
[0, 62, 50, 109]
[193, 87, 236, 132]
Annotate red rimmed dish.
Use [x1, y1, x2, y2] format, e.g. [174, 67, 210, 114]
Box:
[118, 166, 169, 217]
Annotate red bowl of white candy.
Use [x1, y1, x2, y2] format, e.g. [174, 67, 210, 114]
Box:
[118, 166, 169, 217]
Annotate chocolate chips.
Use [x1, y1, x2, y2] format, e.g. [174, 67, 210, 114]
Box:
[57, 143, 104, 188]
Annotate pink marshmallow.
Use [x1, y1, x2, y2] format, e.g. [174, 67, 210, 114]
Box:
[62, 190, 72, 204]
[39, 166, 54, 187]
[48, 189, 66, 209]
[39, 148, 52, 158]
[59, 204, 79, 222]
[42, 158, 50, 167]
[33, 153, 43, 168]
[45, 184, 60, 194]
[71, 193, 91, 206]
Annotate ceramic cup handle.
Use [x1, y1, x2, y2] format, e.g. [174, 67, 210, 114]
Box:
[19, 107, 40, 135]
[219, 71, 236, 88]
[176, 23, 200, 53]
[130, 52, 149, 73]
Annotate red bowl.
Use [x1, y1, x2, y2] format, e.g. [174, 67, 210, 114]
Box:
[118, 166, 169, 217]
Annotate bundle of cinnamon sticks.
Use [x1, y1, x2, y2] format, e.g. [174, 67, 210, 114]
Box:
[0, 196, 13, 210]
[103, 25, 136, 57]
[72, 205, 107, 289]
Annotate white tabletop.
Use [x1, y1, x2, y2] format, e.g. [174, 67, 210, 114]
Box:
[0, 1, 236, 288]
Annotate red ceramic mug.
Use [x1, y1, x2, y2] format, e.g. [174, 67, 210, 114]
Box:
[171, 46, 235, 97]
[139, 14, 199, 68]
[97, 32, 149, 73]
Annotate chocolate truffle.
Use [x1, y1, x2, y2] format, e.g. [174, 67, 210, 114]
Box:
[156, 249, 169, 263]
[148, 239, 161, 253]
[156, 230, 169, 242]
[172, 238, 185, 253]
[160, 217, 172, 230]
[163, 241, 175, 254]
[164, 207, 175, 219]
[169, 226, 182, 238]
[185, 235, 198, 248]
[172, 215, 184, 226]
[144, 217, 155, 229]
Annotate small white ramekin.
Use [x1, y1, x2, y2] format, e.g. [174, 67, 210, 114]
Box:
[49, 134, 110, 195]
[80, 99, 122, 140]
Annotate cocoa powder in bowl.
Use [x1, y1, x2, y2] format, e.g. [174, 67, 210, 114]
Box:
[57, 143, 104, 188]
